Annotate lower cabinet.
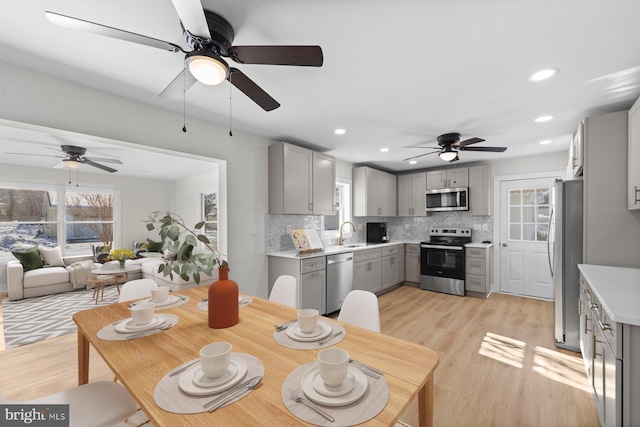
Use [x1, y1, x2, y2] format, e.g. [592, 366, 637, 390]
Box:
[465, 245, 492, 297]
[267, 256, 326, 314]
[381, 246, 400, 290]
[405, 244, 420, 283]
[353, 248, 382, 294]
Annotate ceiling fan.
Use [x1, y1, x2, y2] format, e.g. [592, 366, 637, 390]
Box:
[44, 0, 324, 111]
[7, 145, 123, 173]
[403, 133, 507, 162]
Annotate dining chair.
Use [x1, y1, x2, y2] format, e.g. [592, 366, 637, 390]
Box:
[118, 278, 158, 303]
[268, 275, 297, 308]
[0, 381, 138, 427]
[337, 290, 381, 332]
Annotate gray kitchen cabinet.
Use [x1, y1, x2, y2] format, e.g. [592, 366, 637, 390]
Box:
[465, 245, 492, 297]
[353, 166, 396, 217]
[397, 172, 427, 216]
[267, 255, 326, 314]
[381, 245, 400, 290]
[570, 121, 584, 178]
[405, 244, 420, 283]
[268, 142, 336, 215]
[352, 248, 382, 293]
[629, 96, 640, 210]
[426, 167, 468, 190]
[468, 164, 491, 216]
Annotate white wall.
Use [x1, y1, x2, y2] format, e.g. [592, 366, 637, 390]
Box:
[0, 61, 272, 297]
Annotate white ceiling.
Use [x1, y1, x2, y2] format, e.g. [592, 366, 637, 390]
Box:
[1, 0, 640, 174]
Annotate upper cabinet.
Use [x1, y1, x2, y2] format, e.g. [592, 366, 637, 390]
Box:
[353, 166, 396, 217]
[468, 165, 491, 216]
[397, 172, 427, 216]
[570, 121, 584, 178]
[629, 97, 640, 210]
[426, 167, 468, 190]
[268, 142, 336, 215]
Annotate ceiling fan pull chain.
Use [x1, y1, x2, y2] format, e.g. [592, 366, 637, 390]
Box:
[182, 67, 187, 133]
[68, 168, 71, 185]
[76, 168, 79, 187]
[229, 77, 233, 137]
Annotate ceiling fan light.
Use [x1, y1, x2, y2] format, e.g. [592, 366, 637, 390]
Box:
[186, 52, 228, 85]
[63, 158, 82, 169]
[439, 149, 458, 162]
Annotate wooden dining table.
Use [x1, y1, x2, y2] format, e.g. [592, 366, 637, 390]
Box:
[73, 286, 439, 426]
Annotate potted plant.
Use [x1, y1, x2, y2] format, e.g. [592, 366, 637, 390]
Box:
[144, 212, 226, 284]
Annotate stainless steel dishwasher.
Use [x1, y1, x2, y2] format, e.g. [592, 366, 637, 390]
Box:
[326, 252, 354, 314]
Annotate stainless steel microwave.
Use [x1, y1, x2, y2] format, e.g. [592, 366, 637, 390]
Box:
[425, 187, 469, 212]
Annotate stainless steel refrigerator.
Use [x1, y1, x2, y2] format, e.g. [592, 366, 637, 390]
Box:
[549, 179, 583, 352]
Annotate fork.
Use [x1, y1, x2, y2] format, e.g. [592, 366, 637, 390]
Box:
[317, 331, 342, 345]
[290, 391, 334, 422]
[125, 323, 173, 339]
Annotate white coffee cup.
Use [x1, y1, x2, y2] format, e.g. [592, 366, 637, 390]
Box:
[297, 309, 319, 334]
[318, 348, 350, 387]
[129, 302, 155, 325]
[200, 342, 232, 379]
[150, 286, 170, 303]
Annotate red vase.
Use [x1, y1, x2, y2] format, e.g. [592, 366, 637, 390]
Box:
[208, 266, 239, 328]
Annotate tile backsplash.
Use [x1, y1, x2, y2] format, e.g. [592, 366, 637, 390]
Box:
[266, 212, 493, 252]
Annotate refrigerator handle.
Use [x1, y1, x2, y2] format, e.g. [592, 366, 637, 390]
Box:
[547, 207, 554, 277]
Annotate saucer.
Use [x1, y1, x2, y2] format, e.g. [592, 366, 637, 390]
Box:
[192, 360, 239, 388]
[178, 355, 248, 396]
[286, 321, 332, 342]
[142, 295, 180, 307]
[115, 315, 165, 333]
[312, 370, 356, 397]
[300, 365, 368, 407]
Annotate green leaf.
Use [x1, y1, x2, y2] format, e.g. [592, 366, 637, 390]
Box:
[146, 223, 155, 231]
[193, 271, 201, 284]
[195, 221, 205, 230]
[185, 234, 197, 246]
[158, 264, 165, 273]
[167, 224, 180, 240]
[198, 235, 211, 244]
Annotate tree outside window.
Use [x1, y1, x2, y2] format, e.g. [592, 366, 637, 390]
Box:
[202, 192, 218, 251]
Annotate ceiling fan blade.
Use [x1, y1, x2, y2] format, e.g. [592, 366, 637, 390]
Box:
[169, 0, 211, 39]
[85, 157, 123, 164]
[159, 68, 198, 99]
[454, 137, 485, 148]
[460, 146, 507, 152]
[45, 11, 183, 53]
[228, 46, 323, 66]
[404, 145, 439, 149]
[402, 151, 439, 162]
[228, 68, 280, 111]
[83, 159, 117, 173]
[6, 152, 65, 159]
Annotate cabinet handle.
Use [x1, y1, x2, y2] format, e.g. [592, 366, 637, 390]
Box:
[309, 202, 313, 212]
[601, 323, 612, 331]
[634, 186, 640, 205]
[592, 335, 596, 360]
[578, 298, 582, 317]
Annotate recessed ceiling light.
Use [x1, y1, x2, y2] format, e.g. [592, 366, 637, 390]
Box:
[380, 148, 389, 153]
[529, 68, 558, 82]
[534, 115, 554, 123]
[539, 139, 552, 145]
[409, 160, 417, 165]
[334, 128, 346, 135]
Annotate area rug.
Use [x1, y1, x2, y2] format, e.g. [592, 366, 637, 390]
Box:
[2, 286, 120, 349]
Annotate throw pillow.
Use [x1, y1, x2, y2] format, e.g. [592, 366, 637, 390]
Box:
[177, 242, 194, 262]
[92, 244, 111, 263]
[147, 239, 163, 253]
[133, 241, 149, 258]
[39, 246, 65, 267]
[12, 245, 44, 271]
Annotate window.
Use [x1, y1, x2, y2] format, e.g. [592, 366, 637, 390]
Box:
[0, 184, 116, 258]
[508, 187, 551, 242]
[202, 192, 218, 251]
[321, 179, 352, 239]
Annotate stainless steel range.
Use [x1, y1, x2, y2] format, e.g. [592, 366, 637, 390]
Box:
[420, 227, 471, 296]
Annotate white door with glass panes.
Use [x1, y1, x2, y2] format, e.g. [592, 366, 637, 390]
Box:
[499, 178, 555, 299]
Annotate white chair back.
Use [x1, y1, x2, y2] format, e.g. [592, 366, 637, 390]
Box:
[118, 279, 159, 303]
[337, 290, 381, 332]
[269, 275, 297, 308]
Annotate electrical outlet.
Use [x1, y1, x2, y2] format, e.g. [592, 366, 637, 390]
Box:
[482, 224, 488, 231]
[285, 224, 291, 233]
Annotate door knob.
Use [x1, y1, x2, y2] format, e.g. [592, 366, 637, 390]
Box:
[502, 243, 508, 247]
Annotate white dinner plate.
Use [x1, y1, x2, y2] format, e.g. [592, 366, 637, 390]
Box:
[312, 370, 356, 397]
[301, 365, 368, 407]
[115, 315, 166, 333]
[192, 361, 239, 388]
[239, 295, 243, 303]
[286, 321, 332, 342]
[179, 355, 248, 396]
[141, 295, 180, 307]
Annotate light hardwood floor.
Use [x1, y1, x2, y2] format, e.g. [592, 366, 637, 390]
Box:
[0, 286, 599, 426]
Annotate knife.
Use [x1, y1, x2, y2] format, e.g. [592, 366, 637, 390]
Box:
[203, 375, 262, 409]
[318, 331, 343, 345]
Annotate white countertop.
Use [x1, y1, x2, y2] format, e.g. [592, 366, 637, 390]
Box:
[465, 243, 493, 248]
[578, 264, 640, 326]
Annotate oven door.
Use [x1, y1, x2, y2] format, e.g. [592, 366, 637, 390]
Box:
[420, 243, 466, 296]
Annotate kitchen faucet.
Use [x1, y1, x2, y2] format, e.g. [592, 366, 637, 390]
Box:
[338, 221, 356, 245]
